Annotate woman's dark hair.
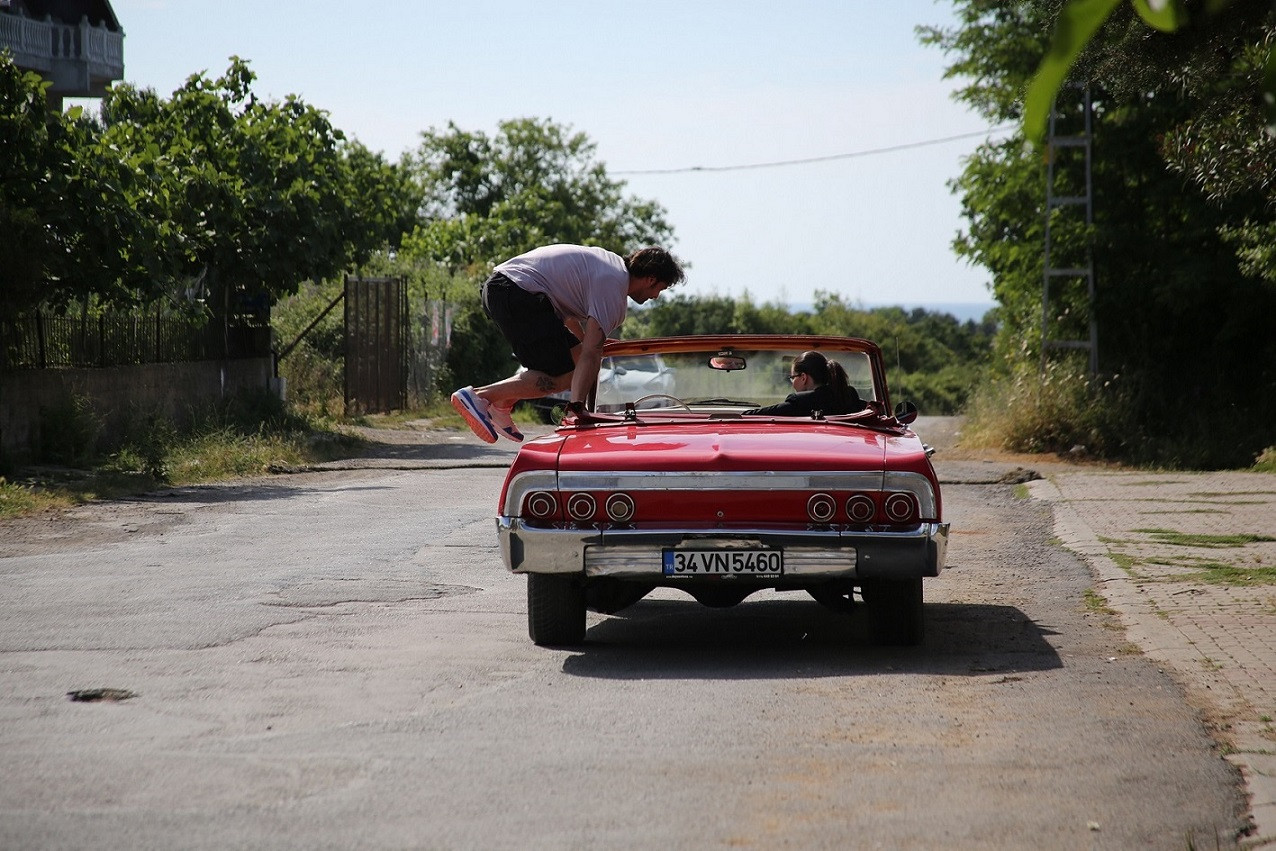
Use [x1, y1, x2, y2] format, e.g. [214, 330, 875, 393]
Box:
[625, 247, 685, 286]
[793, 350, 855, 411]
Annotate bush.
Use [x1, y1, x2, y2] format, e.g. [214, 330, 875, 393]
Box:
[36, 395, 101, 466]
[961, 363, 1130, 459]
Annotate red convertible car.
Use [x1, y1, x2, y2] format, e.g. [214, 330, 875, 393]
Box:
[496, 335, 949, 647]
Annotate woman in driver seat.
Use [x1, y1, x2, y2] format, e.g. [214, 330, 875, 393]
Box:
[744, 350, 865, 417]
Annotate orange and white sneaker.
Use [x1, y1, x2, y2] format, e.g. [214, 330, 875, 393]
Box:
[450, 386, 498, 443]
[487, 402, 525, 442]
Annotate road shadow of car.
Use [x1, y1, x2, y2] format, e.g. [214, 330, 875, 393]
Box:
[560, 598, 1061, 681]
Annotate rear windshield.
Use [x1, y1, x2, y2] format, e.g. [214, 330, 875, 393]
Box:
[595, 349, 876, 412]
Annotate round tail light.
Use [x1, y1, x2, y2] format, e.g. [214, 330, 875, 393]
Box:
[566, 493, 597, 521]
[845, 494, 876, 523]
[884, 493, 916, 522]
[605, 493, 635, 522]
[807, 493, 836, 523]
[525, 492, 557, 519]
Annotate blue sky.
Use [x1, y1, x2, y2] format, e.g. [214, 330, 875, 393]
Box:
[108, 0, 1005, 311]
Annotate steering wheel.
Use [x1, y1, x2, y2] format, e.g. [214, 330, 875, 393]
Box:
[634, 393, 692, 412]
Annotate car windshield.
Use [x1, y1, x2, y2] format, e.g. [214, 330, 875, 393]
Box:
[593, 347, 878, 414]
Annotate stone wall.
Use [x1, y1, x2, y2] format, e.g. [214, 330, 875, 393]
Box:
[0, 358, 273, 463]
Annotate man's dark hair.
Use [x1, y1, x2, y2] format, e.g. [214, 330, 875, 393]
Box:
[625, 247, 685, 286]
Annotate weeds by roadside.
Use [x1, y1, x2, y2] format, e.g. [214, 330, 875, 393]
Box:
[1254, 446, 1276, 473]
[359, 397, 545, 432]
[0, 390, 551, 520]
[0, 391, 365, 520]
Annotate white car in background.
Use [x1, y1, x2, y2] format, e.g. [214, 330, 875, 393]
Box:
[529, 354, 675, 421]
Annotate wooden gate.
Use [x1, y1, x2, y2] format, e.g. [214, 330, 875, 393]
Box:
[344, 276, 407, 414]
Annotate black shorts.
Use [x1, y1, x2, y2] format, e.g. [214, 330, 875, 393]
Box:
[481, 273, 579, 377]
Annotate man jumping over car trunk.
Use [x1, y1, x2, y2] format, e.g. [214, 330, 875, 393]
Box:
[450, 244, 684, 443]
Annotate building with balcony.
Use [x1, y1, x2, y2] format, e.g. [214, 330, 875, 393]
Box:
[1, 0, 123, 108]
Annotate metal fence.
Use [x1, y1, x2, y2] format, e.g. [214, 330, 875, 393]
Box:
[344, 276, 407, 414]
[408, 298, 455, 404]
[0, 310, 271, 370]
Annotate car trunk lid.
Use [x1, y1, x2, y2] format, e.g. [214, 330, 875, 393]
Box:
[554, 421, 889, 472]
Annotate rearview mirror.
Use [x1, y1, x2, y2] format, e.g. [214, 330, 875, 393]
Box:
[894, 401, 918, 425]
[708, 354, 746, 371]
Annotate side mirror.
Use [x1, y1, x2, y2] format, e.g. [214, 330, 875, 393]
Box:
[894, 401, 918, 425]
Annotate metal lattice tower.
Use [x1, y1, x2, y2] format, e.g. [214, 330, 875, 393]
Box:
[1041, 85, 1098, 377]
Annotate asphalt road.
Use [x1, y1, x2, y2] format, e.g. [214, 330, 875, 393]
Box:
[0, 421, 1249, 849]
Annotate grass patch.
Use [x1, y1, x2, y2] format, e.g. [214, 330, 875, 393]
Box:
[1172, 564, 1276, 587]
[0, 477, 76, 517]
[1187, 491, 1276, 498]
[356, 397, 548, 433]
[1, 391, 365, 519]
[1083, 588, 1120, 627]
[1253, 446, 1276, 473]
[1107, 552, 1140, 576]
[1083, 588, 1116, 614]
[1132, 528, 1276, 548]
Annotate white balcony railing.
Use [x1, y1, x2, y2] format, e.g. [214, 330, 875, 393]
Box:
[0, 13, 124, 89]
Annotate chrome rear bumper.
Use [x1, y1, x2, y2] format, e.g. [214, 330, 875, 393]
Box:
[496, 518, 949, 580]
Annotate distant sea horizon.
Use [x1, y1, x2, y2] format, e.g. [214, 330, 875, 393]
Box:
[788, 301, 997, 324]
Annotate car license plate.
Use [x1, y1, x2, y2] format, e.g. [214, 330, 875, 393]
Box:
[662, 549, 783, 576]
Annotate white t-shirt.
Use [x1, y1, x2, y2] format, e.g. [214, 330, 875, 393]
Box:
[494, 244, 630, 335]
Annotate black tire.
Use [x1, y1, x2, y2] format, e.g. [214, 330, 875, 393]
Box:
[527, 573, 586, 646]
[862, 578, 924, 646]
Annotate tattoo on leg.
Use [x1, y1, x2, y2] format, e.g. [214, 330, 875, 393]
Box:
[535, 374, 557, 393]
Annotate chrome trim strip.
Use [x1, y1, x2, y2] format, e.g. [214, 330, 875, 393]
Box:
[504, 470, 559, 515]
[552, 470, 938, 517]
[882, 472, 938, 517]
[557, 470, 886, 492]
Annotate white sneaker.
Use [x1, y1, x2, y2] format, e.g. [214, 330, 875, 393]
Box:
[487, 403, 525, 442]
[450, 387, 498, 443]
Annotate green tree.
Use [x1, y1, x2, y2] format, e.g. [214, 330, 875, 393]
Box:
[1020, 0, 1276, 285]
[924, 0, 1276, 466]
[1, 55, 170, 318]
[99, 58, 408, 314]
[2, 55, 409, 321]
[399, 118, 675, 274]
[1, 57, 82, 318]
[1023, 0, 1276, 144]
